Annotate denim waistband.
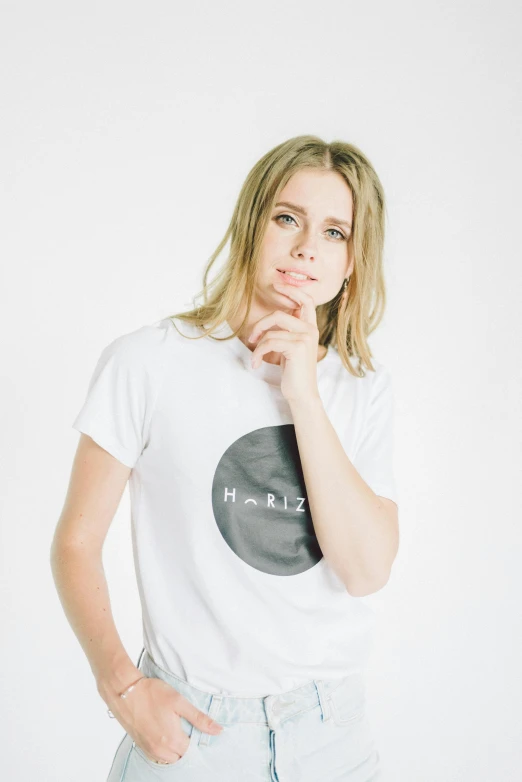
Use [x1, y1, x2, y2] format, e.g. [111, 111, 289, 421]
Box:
[137, 648, 366, 740]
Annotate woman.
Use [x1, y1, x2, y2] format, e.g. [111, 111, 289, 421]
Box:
[51, 134, 399, 781]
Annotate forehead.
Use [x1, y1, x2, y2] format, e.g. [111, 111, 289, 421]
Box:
[277, 168, 353, 220]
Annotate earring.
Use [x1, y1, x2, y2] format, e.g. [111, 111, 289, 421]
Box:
[342, 277, 350, 292]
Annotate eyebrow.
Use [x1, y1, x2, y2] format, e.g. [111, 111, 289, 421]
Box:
[274, 201, 352, 232]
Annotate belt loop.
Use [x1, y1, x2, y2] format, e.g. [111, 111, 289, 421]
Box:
[314, 680, 331, 722]
[199, 694, 223, 747]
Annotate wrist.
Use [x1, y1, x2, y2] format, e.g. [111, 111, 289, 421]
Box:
[286, 393, 324, 410]
[96, 659, 143, 707]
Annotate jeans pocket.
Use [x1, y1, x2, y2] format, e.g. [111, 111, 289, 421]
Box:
[132, 715, 199, 771]
[326, 675, 367, 726]
[106, 732, 134, 782]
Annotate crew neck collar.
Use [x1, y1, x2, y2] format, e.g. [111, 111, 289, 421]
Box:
[205, 320, 333, 386]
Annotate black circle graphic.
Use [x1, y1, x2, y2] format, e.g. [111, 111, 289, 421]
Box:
[211, 424, 323, 575]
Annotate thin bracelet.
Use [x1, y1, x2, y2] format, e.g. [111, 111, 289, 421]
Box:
[107, 675, 147, 718]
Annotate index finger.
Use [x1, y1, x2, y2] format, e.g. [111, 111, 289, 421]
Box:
[272, 282, 317, 326]
[172, 691, 223, 735]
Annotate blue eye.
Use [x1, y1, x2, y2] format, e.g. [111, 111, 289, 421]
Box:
[275, 214, 346, 240]
[327, 228, 345, 240]
[277, 214, 296, 225]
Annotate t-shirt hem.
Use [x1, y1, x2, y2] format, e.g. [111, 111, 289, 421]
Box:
[370, 486, 399, 505]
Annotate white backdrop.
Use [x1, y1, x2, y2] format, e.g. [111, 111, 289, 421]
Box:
[1, 1, 521, 780]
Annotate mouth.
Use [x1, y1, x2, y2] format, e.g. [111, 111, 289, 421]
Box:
[276, 269, 317, 286]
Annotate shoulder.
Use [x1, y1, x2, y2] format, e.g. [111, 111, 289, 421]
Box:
[363, 356, 391, 383]
[368, 358, 393, 390]
[327, 348, 392, 392]
[99, 316, 206, 370]
[104, 316, 184, 356]
[358, 359, 394, 412]
[94, 318, 180, 380]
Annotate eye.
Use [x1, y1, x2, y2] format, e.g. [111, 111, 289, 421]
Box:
[326, 228, 346, 240]
[275, 214, 297, 226]
[275, 214, 346, 241]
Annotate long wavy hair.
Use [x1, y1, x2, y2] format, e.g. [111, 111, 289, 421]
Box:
[167, 134, 388, 377]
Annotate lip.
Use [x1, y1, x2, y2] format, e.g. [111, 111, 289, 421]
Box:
[276, 269, 317, 286]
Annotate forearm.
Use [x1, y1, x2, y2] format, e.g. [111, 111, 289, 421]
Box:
[50, 541, 140, 708]
[289, 395, 394, 595]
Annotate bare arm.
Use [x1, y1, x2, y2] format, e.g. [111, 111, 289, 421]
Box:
[289, 395, 399, 596]
[50, 434, 140, 712]
[51, 433, 223, 764]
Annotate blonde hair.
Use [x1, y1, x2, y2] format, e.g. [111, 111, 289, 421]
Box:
[167, 134, 388, 377]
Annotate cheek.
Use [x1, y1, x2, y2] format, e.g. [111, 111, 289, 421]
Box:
[332, 247, 351, 275]
[261, 225, 287, 254]
[257, 231, 288, 272]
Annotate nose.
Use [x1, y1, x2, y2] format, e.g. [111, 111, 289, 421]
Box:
[293, 233, 318, 260]
[290, 221, 323, 263]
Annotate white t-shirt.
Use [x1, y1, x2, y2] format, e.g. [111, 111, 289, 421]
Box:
[72, 317, 398, 696]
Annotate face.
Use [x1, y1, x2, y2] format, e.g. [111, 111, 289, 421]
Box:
[243, 168, 354, 328]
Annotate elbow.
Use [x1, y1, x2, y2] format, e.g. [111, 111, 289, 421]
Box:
[345, 570, 390, 597]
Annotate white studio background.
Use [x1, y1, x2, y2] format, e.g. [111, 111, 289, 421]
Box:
[1, 2, 521, 781]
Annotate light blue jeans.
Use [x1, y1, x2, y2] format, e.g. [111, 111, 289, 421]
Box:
[107, 648, 382, 781]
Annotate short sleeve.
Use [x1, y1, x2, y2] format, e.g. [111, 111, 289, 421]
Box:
[352, 363, 399, 506]
[71, 325, 167, 468]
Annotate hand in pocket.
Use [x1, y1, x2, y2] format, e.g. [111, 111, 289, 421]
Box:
[110, 676, 223, 766]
